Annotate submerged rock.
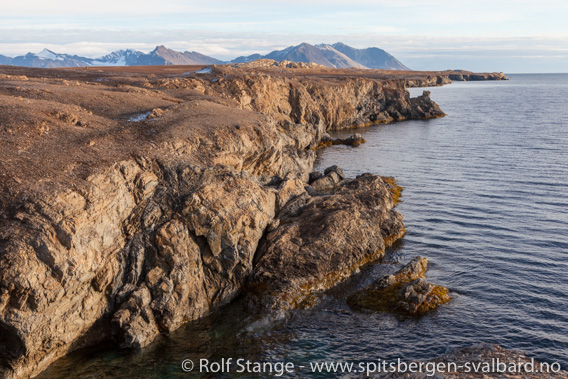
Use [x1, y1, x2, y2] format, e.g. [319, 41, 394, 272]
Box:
[247, 173, 405, 310]
[347, 256, 450, 315]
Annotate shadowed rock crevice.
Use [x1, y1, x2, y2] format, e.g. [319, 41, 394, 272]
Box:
[0, 324, 25, 369]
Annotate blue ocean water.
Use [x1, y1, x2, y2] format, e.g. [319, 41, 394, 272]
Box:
[39, 74, 568, 377]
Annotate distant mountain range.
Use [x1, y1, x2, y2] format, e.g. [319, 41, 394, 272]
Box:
[0, 46, 224, 68]
[0, 43, 409, 70]
[231, 42, 409, 70]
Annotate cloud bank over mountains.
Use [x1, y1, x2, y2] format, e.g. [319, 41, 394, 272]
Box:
[1, 0, 567, 72]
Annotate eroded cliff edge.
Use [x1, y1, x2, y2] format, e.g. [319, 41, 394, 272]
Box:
[0, 63, 447, 378]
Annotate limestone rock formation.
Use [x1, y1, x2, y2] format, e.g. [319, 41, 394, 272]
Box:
[247, 173, 405, 310]
[347, 256, 450, 315]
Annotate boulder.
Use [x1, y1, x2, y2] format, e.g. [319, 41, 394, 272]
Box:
[310, 165, 346, 191]
[332, 133, 366, 147]
[111, 287, 159, 349]
[343, 133, 366, 146]
[323, 165, 346, 180]
[347, 256, 450, 315]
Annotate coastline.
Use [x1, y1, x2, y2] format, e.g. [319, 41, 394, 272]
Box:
[0, 63, 506, 377]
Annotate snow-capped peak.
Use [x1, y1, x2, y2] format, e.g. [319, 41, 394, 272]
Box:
[37, 49, 63, 60]
[93, 49, 143, 66]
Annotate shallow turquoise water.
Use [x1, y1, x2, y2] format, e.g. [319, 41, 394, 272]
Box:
[39, 74, 568, 377]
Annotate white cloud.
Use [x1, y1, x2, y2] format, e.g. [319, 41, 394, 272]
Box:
[1, 1, 568, 72]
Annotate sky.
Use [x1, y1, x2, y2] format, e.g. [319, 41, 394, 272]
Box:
[1, 0, 567, 73]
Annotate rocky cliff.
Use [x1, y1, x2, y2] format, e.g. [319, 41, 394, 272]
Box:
[405, 70, 508, 87]
[0, 64, 444, 378]
[209, 64, 445, 129]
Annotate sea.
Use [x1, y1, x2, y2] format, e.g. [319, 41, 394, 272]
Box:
[39, 74, 568, 377]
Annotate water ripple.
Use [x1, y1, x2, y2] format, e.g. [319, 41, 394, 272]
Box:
[38, 74, 568, 378]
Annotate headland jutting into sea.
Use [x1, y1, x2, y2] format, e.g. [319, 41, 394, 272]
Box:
[0, 61, 531, 378]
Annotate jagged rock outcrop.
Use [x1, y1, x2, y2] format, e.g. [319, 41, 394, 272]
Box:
[0, 64, 444, 378]
[109, 166, 290, 348]
[406, 71, 508, 87]
[448, 71, 508, 81]
[211, 66, 445, 130]
[0, 131, 311, 377]
[347, 257, 450, 315]
[247, 173, 405, 310]
[317, 133, 367, 148]
[307, 165, 347, 192]
[406, 75, 452, 88]
[333, 133, 366, 147]
[409, 91, 446, 119]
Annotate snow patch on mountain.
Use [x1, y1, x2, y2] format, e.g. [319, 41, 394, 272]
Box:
[37, 49, 64, 61]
